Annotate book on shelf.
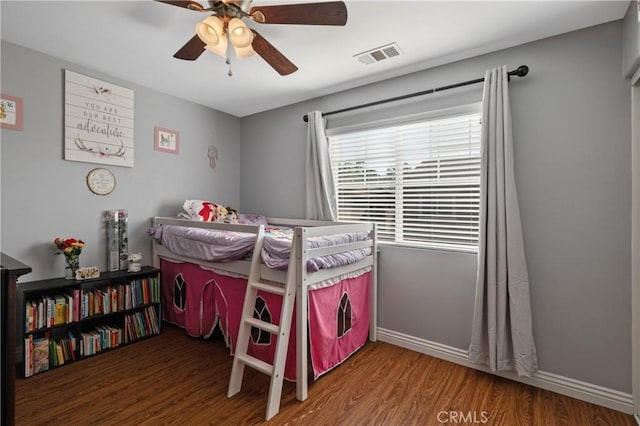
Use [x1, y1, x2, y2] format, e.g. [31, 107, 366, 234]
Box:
[81, 290, 88, 319]
[33, 335, 49, 374]
[110, 286, 118, 312]
[95, 324, 122, 350]
[57, 335, 76, 365]
[117, 284, 124, 311]
[93, 289, 101, 315]
[68, 331, 78, 357]
[37, 300, 44, 329]
[24, 335, 33, 377]
[125, 278, 156, 308]
[25, 301, 35, 333]
[61, 338, 71, 361]
[26, 292, 77, 331]
[79, 325, 123, 357]
[91, 330, 102, 352]
[48, 339, 57, 368]
[124, 285, 131, 310]
[123, 306, 160, 342]
[38, 333, 78, 370]
[56, 341, 65, 365]
[137, 279, 145, 305]
[89, 291, 95, 317]
[94, 289, 103, 315]
[44, 296, 53, 327]
[148, 306, 160, 334]
[73, 288, 80, 322]
[64, 293, 74, 324]
[54, 295, 66, 325]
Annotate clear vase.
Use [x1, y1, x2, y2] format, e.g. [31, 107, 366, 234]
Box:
[65, 255, 80, 279]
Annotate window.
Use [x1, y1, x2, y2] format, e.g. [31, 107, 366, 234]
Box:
[328, 104, 481, 251]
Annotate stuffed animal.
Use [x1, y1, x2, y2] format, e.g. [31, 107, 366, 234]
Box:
[215, 205, 229, 222]
[198, 201, 221, 222]
[128, 252, 142, 272]
[180, 200, 239, 223]
[224, 207, 239, 224]
[181, 200, 207, 221]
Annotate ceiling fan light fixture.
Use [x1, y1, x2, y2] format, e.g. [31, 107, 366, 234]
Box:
[234, 44, 255, 59]
[228, 17, 253, 48]
[204, 37, 228, 58]
[196, 16, 224, 46]
[163, 0, 350, 75]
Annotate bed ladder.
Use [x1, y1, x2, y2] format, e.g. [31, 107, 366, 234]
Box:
[227, 227, 297, 421]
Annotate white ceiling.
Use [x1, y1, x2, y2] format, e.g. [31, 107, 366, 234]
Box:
[0, 0, 630, 117]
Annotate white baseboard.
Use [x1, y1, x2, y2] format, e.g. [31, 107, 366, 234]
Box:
[377, 327, 633, 415]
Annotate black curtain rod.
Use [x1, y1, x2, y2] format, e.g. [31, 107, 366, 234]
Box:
[303, 65, 529, 122]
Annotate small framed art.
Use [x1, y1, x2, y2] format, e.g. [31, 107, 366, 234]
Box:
[154, 127, 180, 154]
[0, 94, 24, 131]
[86, 167, 116, 195]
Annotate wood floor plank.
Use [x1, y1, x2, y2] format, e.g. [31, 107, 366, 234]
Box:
[15, 325, 635, 425]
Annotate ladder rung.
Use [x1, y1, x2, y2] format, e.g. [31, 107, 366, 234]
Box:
[244, 317, 279, 335]
[237, 353, 274, 376]
[249, 281, 285, 296]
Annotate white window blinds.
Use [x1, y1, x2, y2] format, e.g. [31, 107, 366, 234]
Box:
[328, 105, 482, 251]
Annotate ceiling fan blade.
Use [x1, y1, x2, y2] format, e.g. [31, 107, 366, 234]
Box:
[251, 31, 298, 76]
[250, 1, 347, 26]
[174, 34, 206, 60]
[155, 1, 205, 11]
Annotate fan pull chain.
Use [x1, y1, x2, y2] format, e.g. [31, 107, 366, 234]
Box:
[226, 37, 233, 77]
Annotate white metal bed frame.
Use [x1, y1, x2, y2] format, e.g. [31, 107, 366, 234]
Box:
[150, 216, 378, 402]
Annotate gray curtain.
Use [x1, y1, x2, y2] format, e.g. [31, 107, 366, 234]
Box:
[468, 66, 538, 377]
[305, 110, 337, 221]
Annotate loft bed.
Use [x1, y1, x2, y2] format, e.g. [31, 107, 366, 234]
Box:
[148, 215, 378, 405]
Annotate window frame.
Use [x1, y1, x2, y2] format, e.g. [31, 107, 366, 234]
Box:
[326, 103, 482, 253]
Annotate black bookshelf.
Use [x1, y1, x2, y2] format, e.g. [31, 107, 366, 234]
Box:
[16, 266, 161, 379]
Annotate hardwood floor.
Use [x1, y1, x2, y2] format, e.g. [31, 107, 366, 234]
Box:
[16, 325, 635, 425]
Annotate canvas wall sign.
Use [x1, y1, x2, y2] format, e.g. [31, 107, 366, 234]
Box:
[64, 70, 134, 167]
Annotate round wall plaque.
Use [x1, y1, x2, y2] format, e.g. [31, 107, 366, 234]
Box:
[86, 167, 116, 195]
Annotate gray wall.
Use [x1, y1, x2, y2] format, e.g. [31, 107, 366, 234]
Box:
[0, 41, 241, 281]
[623, 1, 640, 78]
[240, 21, 632, 392]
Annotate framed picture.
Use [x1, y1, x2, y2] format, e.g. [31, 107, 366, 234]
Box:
[64, 70, 135, 167]
[0, 94, 24, 131]
[154, 127, 180, 154]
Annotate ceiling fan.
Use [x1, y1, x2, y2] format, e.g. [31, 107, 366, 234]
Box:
[156, 0, 348, 76]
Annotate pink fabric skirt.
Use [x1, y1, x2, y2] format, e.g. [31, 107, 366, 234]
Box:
[160, 258, 370, 380]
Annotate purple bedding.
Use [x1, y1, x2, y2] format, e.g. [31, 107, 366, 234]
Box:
[262, 227, 372, 272]
[149, 224, 372, 272]
[148, 225, 256, 262]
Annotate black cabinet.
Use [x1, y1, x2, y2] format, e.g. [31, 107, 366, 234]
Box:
[1, 253, 32, 426]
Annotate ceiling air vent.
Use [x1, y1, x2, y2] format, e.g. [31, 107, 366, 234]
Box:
[354, 42, 403, 65]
